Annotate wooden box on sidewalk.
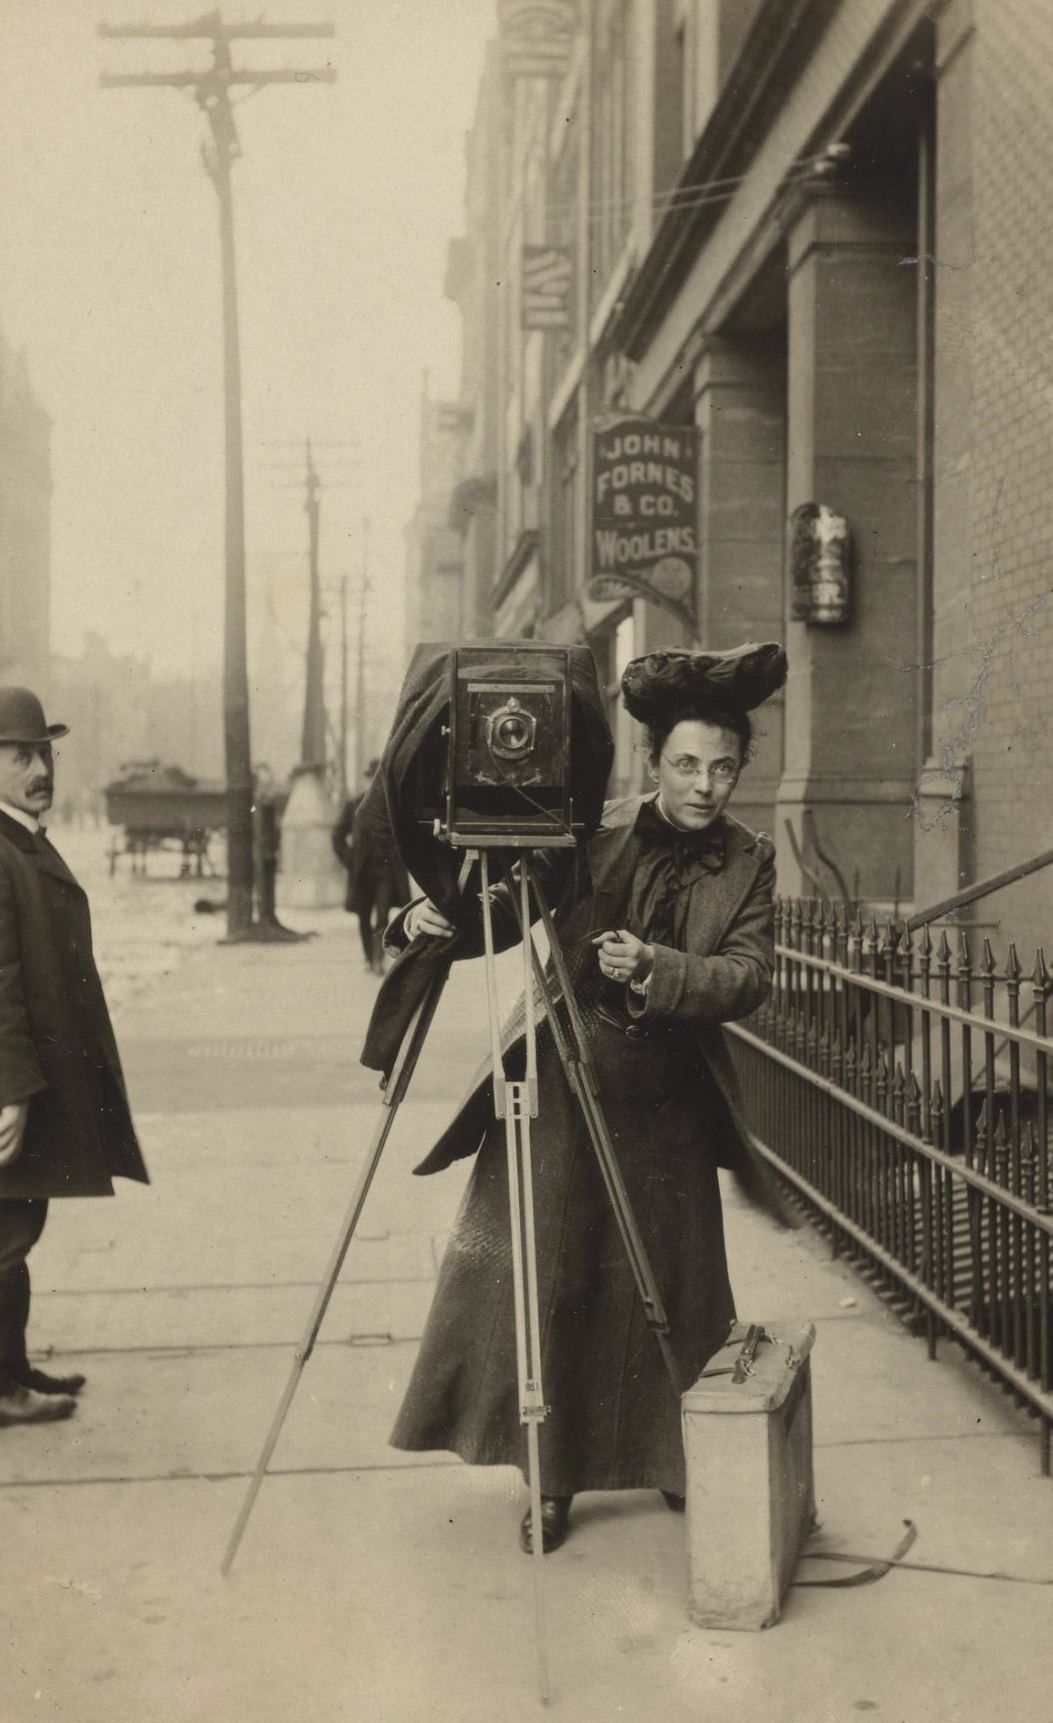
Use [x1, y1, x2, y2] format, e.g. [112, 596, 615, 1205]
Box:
[682, 1320, 816, 1630]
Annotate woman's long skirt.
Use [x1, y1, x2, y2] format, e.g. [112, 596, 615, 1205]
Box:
[391, 1003, 736, 1497]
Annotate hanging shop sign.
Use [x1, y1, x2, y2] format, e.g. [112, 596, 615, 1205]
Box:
[586, 415, 699, 633]
[788, 502, 852, 625]
[499, 0, 578, 80]
[521, 245, 574, 330]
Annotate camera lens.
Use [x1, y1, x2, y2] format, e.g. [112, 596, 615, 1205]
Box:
[487, 698, 536, 761]
[494, 713, 530, 752]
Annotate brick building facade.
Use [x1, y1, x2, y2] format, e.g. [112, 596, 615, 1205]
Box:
[427, 0, 1050, 943]
[923, 0, 1053, 960]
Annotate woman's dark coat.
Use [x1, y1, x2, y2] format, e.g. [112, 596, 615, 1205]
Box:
[0, 811, 147, 1200]
[414, 795, 788, 1223]
[389, 794, 792, 1494]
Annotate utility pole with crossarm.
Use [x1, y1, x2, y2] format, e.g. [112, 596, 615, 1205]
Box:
[300, 439, 327, 773]
[99, 12, 336, 941]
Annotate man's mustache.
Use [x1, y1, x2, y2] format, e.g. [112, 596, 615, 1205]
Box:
[28, 780, 53, 794]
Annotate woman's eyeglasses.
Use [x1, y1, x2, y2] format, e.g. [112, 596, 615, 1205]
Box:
[661, 754, 740, 784]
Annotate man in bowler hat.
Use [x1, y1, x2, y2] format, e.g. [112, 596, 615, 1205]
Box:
[0, 686, 148, 1426]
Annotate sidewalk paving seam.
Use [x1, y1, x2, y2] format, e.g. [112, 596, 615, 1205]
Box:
[35, 1336, 420, 1357]
[37, 1275, 433, 1296]
[814, 1430, 1033, 1449]
[0, 1460, 462, 1490]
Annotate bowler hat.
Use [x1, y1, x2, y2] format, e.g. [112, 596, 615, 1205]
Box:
[0, 686, 70, 744]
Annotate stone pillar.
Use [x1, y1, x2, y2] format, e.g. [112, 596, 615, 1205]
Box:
[278, 767, 345, 910]
[914, 0, 975, 916]
[777, 190, 919, 904]
[694, 335, 785, 837]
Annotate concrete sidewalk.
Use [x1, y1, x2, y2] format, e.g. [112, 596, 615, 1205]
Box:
[2, 915, 1049, 1722]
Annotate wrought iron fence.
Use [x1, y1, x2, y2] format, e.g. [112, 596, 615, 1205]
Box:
[728, 898, 1053, 1472]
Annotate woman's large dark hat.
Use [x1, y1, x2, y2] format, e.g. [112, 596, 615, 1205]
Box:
[621, 641, 787, 725]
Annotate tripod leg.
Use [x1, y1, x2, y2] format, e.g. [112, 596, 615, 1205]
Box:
[503, 1085, 551, 1705]
[221, 965, 450, 1575]
[520, 859, 683, 1403]
[479, 855, 551, 1705]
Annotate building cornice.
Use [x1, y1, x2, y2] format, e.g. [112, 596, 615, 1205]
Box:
[619, 0, 934, 400]
[612, 0, 839, 361]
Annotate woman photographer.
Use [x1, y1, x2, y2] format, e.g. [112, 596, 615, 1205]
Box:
[389, 644, 789, 1553]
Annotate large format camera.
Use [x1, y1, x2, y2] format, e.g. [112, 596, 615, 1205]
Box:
[442, 644, 576, 848]
[401, 643, 592, 852]
[357, 640, 612, 917]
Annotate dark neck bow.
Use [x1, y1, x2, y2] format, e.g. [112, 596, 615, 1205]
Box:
[634, 797, 727, 875]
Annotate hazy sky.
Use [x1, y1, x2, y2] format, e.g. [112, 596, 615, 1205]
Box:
[0, 0, 496, 676]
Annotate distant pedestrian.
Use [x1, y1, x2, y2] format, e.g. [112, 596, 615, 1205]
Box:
[0, 687, 148, 1428]
[332, 759, 409, 974]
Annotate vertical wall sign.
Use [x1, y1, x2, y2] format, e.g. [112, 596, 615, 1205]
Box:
[521, 246, 574, 329]
[499, 0, 578, 81]
[586, 414, 699, 634]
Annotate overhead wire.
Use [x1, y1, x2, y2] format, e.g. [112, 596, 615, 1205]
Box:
[537, 146, 845, 225]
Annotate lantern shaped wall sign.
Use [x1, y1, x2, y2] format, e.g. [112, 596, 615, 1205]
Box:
[788, 502, 852, 625]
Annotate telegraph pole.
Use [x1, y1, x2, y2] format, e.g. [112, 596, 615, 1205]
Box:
[356, 517, 371, 790]
[99, 13, 336, 940]
[300, 439, 327, 770]
[338, 573, 349, 802]
[319, 570, 349, 801]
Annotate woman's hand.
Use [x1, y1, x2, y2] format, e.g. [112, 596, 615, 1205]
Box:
[405, 899, 458, 941]
[592, 929, 654, 984]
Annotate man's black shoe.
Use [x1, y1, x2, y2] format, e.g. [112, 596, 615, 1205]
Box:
[0, 1382, 77, 1426]
[15, 1366, 87, 1397]
[519, 1495, 572, 1554]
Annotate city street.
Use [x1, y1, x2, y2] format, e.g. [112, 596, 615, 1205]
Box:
[2, 1, 1050, 1717]
[0, 855, 1050, 1722]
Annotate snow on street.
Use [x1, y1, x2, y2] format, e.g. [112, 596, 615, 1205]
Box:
[50, 820, 221, 1018]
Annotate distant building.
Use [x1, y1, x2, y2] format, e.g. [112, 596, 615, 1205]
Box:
[404, 390, 472, 657]
[0, 322, 51, 692]
[51, 633, 222, 816]
[426, 0, 1052, 949]
[442, 40, 505, 643]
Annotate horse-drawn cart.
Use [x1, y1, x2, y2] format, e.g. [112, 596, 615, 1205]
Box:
[104, 763, 228, 877]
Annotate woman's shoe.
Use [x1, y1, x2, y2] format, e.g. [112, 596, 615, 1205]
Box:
[519, 1494, 572, 1554]
[661, 1490, 686, 1512]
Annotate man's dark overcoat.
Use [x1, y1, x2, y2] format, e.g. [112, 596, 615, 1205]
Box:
[0, 811, 147, 1201]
